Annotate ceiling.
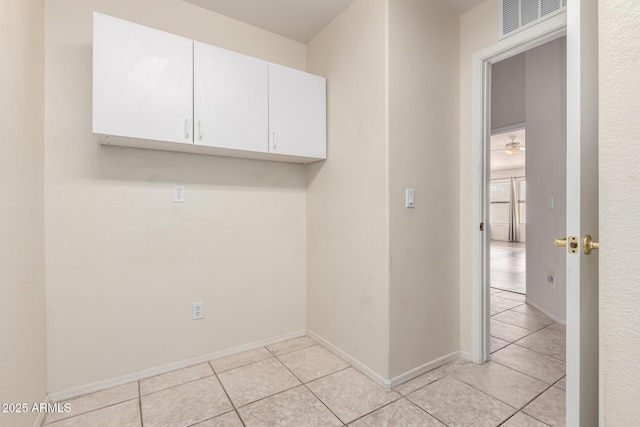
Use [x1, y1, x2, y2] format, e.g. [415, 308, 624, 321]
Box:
[491, 128, 526, 171]
[183, 0, 486, 43]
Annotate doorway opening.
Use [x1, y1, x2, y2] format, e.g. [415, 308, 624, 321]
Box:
[480, 32, 568, 426]
[489, 127, 526, 297]
[486, 34, 567, 354]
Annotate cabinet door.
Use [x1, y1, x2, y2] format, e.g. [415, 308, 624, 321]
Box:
[93, 12, 193, 144]
[194, 42, 268, 152]
[268, 63, 326, 159]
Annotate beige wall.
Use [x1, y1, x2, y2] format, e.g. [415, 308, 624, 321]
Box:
[45, 0, 308, 394]
[459, 0, 500, 354]
[0, 0, 47, 425]
[388, 0, 460, 378]
[599, 0, 640, 423]
[306, 0, 390, 379]
[307, 0, 461, 382]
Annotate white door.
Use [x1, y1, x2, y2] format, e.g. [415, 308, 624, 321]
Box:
[93, 13, 193, 144]
[194, 42, 268, 152]
[565, 0, 599, 424]
[268, 63, 326, 159]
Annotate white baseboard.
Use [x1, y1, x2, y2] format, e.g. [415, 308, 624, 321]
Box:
[48, 329, 306, 402]
[525, 298, 566, 325]
[307, 330, 467, 391]
[460, 350, 472, 361]
[49, 328, 469, 403]
[306, 330, 392, 390]
[389, 350, 462, 388]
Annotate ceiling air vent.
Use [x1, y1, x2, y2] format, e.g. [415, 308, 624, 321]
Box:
[500, 0, 566, 38]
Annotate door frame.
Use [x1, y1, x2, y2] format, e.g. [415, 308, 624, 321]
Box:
[468, 13, 567, 364]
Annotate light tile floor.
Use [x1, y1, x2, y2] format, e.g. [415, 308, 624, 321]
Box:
[45, 292, 565, 426]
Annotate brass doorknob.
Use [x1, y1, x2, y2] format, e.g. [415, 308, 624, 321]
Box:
[584, 234, 600, 254]
[554, 237, 567, 247]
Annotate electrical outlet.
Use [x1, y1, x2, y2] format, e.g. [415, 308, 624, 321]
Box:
[192, 302, 204, 320]
[173, 184, 185, 203]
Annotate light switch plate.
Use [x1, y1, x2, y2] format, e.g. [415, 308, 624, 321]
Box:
[406, 189, 415, 208]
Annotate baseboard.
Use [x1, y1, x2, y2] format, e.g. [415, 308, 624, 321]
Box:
[525, 298, 566, 324]
[48, 329, 306, 402]
[306, 330, 392, 390]
[389, 350, 462, 388]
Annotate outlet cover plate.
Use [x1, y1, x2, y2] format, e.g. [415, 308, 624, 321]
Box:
[192, 301, 204, 320]
[173, 184, 185, 203]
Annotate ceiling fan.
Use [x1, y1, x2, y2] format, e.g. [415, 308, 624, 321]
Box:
[503, 135, 525, 155]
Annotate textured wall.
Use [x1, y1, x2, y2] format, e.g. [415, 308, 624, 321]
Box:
[388, 0, 460, 378]
[0, 0, 47, 425]
[599, 0, 640, 424]
[306, 0, 390, 379]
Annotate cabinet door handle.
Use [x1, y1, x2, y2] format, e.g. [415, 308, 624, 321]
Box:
[184, 118, 190, 139]
[198, 120, 203, 140]
[272, 131, 277, 150]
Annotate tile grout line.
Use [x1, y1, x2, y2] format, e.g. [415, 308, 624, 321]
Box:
[42, 397, 140, 425]
[343, 397, 404, 426]
[219, 356, 303, 412]
[450, 366, 556, 414]
[211, 347, 275, 375]
[490, 316, 548, 334]
[490, 345, 565, 385]
[140, 372, 216, 397]
[403, 395, 450, 426]
[209, 360, 247, 427]
[443, 373, 523, 412]
[273, 350, 348, 425]
[138, 381, 143, 426]
[494, 307, 555, 324]
[393, 360, 471, 397]
[505, 341, 567, 363]
[268, 341, 318, 357]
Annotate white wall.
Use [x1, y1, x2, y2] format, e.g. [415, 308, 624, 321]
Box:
[306, 0, 390, 380]
[524, 38, 566, 321]
[45, 0, 308, 394]
[459, 0, 500, 355]
[387, 0, 460, 378]
[599, 0, 640, 423]
[0, 0, 47, 425]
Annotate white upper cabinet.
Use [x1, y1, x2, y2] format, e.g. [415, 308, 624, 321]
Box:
[194, 41, 268, 153]
[93, 13, 326, 163]
[93, 12, 193, 144]
[268, 63, 327, 159]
